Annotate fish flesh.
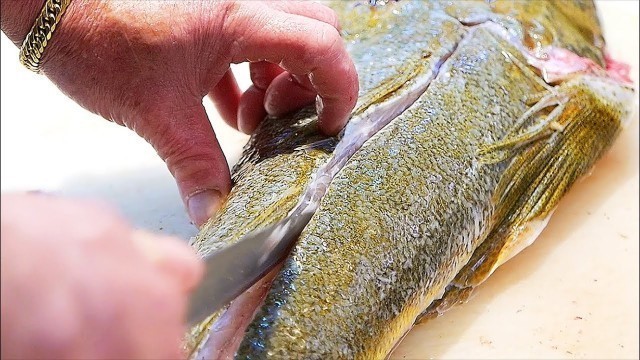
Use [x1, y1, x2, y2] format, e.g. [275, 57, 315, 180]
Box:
[186, 1, 635, 358]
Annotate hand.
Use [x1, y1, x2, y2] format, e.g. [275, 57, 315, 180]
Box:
[0, 193, 203, 359]
[1, 0, 359, 227]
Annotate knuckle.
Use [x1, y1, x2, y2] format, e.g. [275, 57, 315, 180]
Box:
[160, 137, 197, 175]
[318, 23, 341, 51]
[157, 133, 220, 194]
[222, 1, 269, 57]
[322, 7, 341, 29]
[306, 1, 340, 29]
[309, 23, 343, 65]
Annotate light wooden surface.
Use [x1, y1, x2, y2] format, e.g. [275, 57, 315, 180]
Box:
[1, 1, 637, 359]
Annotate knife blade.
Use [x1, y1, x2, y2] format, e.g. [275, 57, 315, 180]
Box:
[185, 208, 315, 327]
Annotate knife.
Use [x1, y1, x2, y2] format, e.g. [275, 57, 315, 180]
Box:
[185, 208, 315, 327]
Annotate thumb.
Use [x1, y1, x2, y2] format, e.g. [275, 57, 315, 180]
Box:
[135, 100, 231, 227]
[131, 230, 204, 292]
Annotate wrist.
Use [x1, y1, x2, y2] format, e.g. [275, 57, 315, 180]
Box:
[0, 0, 46, 46]
[38, 0, 102, 71]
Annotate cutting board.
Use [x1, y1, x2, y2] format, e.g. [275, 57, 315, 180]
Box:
[1, 1, 637, 358]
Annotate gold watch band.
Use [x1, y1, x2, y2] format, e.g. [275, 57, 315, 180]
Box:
[19, 0, 72, 73]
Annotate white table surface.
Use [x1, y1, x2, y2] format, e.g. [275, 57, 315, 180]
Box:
[1, 2, 638, 359]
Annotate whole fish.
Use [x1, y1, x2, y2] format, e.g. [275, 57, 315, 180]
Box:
[187, 1, 635, 358]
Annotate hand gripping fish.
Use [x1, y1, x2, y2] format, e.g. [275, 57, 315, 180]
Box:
[186, 1, 635, 358]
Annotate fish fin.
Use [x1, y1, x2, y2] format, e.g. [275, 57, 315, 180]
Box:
[468, 75, 631, 286]
[415, 285, 473, 324]
[415, 211, 551, 326]
[477, 50, 568, 164]
[477, 91, 569, 164]
[451, 212, 553, 292]
[420, 75, 633, 320]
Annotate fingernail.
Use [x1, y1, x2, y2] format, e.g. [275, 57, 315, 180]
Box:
[251, 70, 266, 90]
[187, 190, 223, 228]
[315, 95, 324, 115]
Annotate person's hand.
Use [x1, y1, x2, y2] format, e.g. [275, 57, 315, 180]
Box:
[2, 0, 359, 227]
[0, 193, 203, 359]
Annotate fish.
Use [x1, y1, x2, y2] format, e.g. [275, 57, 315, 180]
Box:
[186, 1, 635, 359]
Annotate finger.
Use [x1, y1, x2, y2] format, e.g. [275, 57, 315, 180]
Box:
[132, 230, 204, 292]
[208, 69, 242, 129]
[264, 72, 316, 116]
[228, 9, 359, 135]
[135, 101, 231, 227]
[249, 61, 283, 90]
[266, 1, 341, 30]
[238, 85, 267, 134]
[238, 62, 282, 133]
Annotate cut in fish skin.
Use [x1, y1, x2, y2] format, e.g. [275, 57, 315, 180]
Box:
[186, 1, 635, 359]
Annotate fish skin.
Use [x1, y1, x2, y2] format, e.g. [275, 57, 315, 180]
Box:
[188, 1, 634, 359]
[191, 1, 464, 256]
[444, 0, 605, 66]
[489, 0, 605, 65]
[236, 26, 540, 359]
[188, 2, 465, 355]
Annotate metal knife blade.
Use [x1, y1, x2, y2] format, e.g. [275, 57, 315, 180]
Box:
[185, 208, 314, 327]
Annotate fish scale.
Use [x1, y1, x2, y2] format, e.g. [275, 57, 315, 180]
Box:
[187, 1, 635, 359]
[192, 1, 464, 257]
[236, 26, 541, 359]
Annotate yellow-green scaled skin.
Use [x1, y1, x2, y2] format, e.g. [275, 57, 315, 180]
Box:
[189, 1, 634, 359]
[192, 1, 464, 255]
[237, 27, 533, 358]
